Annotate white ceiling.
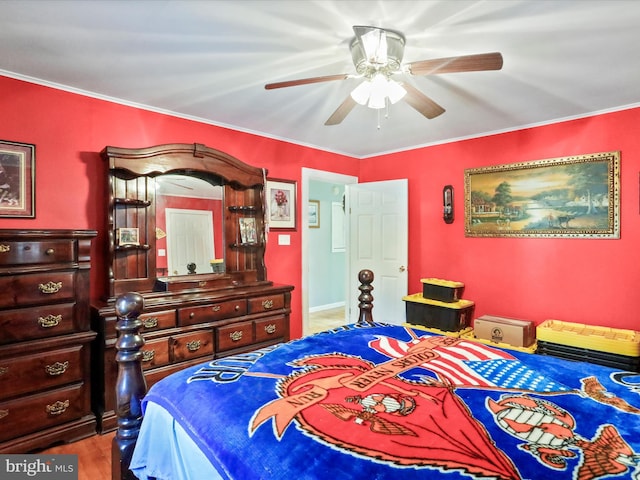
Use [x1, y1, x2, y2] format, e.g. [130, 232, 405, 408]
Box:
[1, 0, 639, 158]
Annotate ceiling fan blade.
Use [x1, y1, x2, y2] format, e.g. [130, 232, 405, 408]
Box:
[265, 74, 350, 90]
[401, 83, 445, 119]
[325, 95, 358, 126]
[407, 52, 503, 76]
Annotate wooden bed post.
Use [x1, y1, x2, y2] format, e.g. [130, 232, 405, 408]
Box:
[112, 292, 146, 480]
[357, 269, 374, 325]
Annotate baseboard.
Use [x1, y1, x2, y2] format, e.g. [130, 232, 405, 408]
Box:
[309, 301, 345, 313]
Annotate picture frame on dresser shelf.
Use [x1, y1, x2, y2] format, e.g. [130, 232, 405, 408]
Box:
[0, 140, 35, 218]
[117, 227, 140, 246]
[266, 178, 296, 230]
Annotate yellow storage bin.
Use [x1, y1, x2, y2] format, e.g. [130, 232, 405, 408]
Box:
[537, 319, 640, 357]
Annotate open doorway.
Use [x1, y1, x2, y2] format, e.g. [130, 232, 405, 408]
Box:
[301, 168, 358, 336]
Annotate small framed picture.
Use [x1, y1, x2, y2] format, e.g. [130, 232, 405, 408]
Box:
[266, 178, 296, 230]
[118, 227, 140, 246]
[308, 200, 320, 228]
[239, 217, 258, 244]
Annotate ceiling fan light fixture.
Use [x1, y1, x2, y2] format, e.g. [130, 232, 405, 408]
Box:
[387, 79, 407, 104]
[350, 80, 372, 105]
[351, 26, 405, 75]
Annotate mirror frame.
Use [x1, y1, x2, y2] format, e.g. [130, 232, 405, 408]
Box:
[101, 143, 268, 300]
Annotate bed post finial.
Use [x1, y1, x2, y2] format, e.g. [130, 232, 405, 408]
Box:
[357, 269, 374, 325]
[112, 292, 146, 480]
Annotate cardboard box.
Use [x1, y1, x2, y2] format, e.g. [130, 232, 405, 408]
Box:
[473, 315, 536, 347]
[421, 278, 464, 303]
[403, 293, 474, 332]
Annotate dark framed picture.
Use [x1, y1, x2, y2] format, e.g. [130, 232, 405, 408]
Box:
[0, 140, 35, 218]
[266, 178, 296, 230]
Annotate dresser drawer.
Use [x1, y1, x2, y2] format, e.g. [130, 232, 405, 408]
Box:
[0, 384, 87, 443]
[0, 271, 76, 309]
[140, 310, 176, 332]
[0, 345, 85, 400]
[140, 337, 171, 370]
[216, 321, 254, 352]
[178, 300, 247, 326]
[0, 303, 77, 344]
[170, 330, 213, 362]
[0, 239, 75, 266]
[255, 316, 286, 343]
[248, 294, 285, 314]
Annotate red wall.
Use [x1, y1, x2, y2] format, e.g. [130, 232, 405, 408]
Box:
[361, 109, 640, 331]
[0, 75, 359, 338]
[1, 74, 638, 335]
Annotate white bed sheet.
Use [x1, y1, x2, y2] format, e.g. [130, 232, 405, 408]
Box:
[130, 401, 224, 480]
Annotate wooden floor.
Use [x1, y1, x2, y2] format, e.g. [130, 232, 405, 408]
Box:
[36, 307, 345, 479]
[40, 431, 115, 480]
[308, 306, 346, 333]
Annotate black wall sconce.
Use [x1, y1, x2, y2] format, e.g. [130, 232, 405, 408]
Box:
[443, 185, 454, 224]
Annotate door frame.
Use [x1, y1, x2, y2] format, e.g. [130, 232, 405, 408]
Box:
[301, 168, 358, 336]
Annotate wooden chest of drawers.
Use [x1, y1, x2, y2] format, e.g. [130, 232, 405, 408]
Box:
[0, 229, 97, 453]
[92, 283, 293, 432]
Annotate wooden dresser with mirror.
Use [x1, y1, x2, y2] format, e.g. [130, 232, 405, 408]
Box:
[91, 143, 293, 432]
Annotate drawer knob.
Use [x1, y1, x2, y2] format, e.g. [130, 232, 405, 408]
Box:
[45, 248, 55, 255]
[189, 312, 195, 319]
[264, 324, 277, 335]
[39, 314, 62, 328]
[38, 281, 63, 294]
[0, 366, 8, 376]
[262, 299, 274, 310]
[230, 331, 243, 342]
[142, 317, 159, 329]
[234, 305, 240, 311]
[0, 409, 7, 420]
[46, 400, 70, 416]
[45, 361, 69, 376]
[212, 305, 221, 312]
[0, 244, 10, 253]
[186, 340, 202, 352]
[141, 350, 156, 362]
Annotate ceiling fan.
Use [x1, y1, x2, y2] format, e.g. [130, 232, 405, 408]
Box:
[265, 25, 503, 126]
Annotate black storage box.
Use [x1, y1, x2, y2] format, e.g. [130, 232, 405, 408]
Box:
[537, 341, 640, 372]
[403, 293, 474, 332]
[421, 278, 465, 303]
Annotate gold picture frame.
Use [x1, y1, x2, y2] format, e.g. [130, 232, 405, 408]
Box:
[308, 200, 320, 228]
[464, 151, 620, 238]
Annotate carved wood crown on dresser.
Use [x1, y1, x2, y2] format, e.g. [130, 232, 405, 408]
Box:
[91, 143, 294, 432]
[0, 229, 97, 453]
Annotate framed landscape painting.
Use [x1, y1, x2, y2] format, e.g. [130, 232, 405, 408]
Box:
[464, 151, 620, 239]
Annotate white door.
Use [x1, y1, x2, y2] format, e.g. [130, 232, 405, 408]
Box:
[166, 208, 215, 276]
[347, 179, 408, 325]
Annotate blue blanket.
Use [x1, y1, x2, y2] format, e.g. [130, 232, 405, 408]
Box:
[142, 323, 640, 480]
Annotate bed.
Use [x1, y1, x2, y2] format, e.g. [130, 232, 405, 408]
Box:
[112, 271, 640, 480]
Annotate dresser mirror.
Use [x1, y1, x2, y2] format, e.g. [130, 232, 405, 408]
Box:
[155, 174, 224, 277]
[102, 143, 268, 300]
